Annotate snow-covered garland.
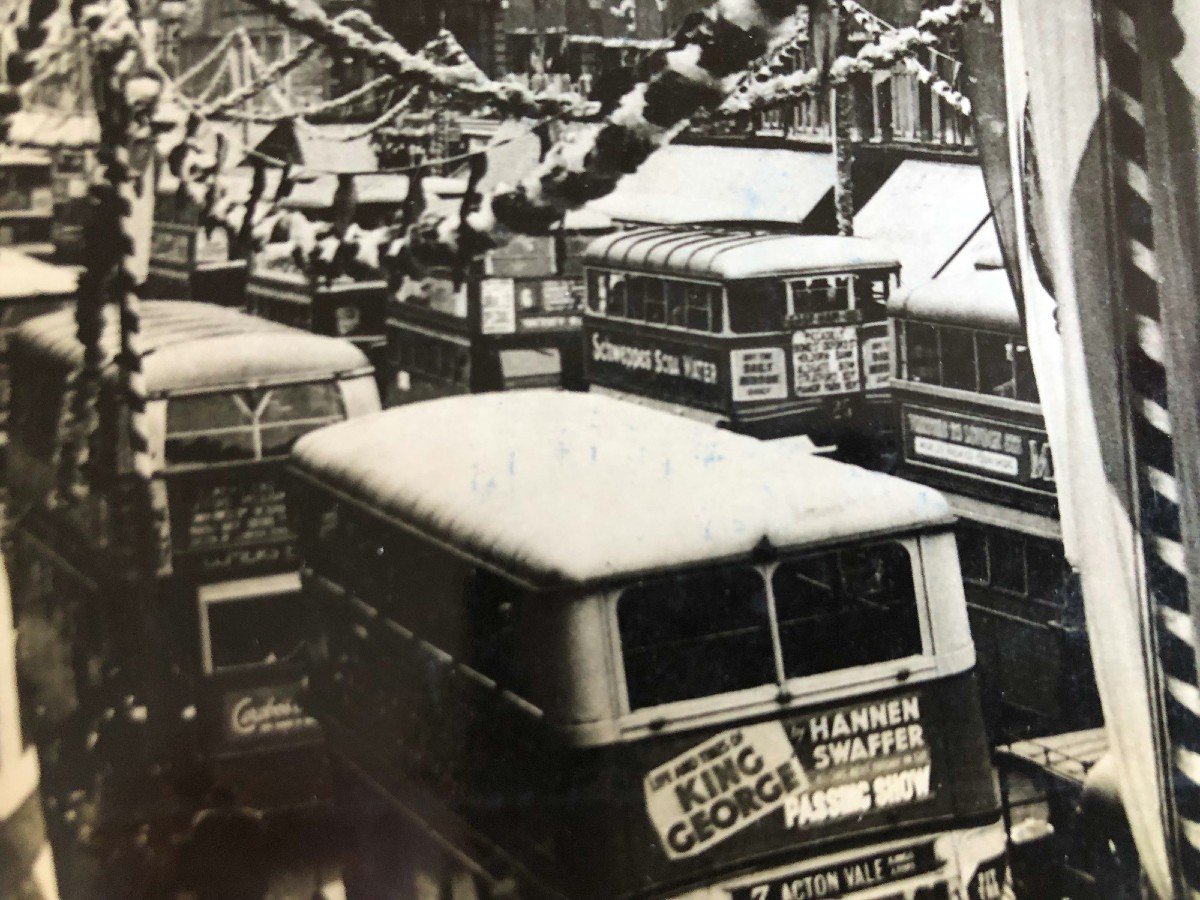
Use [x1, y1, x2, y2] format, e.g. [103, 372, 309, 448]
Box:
[721, 0, 981, 114]
[240, 0, 596, 120]
[840, 0, 970, 115]
[228, 0, 840, 285]
[0, 0, 67, 127]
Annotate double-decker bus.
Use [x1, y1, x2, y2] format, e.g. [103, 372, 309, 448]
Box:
[580, 227, 900, 456]
[386, 214, 611, 406]
[288, 390, 1011, 900]
[888, 257, 1100, 743]
[6, 301, 380, 890]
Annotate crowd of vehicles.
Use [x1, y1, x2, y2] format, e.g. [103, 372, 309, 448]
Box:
[0, 213, 1117, 896]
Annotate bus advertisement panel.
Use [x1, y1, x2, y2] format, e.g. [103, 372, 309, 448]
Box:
[900, 404, 1056, 499]
[588, 325, 726, 411]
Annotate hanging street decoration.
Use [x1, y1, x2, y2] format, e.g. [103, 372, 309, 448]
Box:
[840, 0, 971, 115]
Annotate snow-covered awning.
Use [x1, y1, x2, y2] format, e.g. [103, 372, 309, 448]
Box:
[589, 144, 835, 228]
[5, 111, 98, 149]
[0, 145, 52, 166]
[855, 159, 993, 289]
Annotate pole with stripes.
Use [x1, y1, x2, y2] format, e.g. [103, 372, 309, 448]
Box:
[1098, 0, 1200, 893]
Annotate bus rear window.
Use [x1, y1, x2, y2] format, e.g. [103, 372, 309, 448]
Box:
[618, 567, 775, 710]
[166, 382, 345, 466]
[772, 543, 922, 678]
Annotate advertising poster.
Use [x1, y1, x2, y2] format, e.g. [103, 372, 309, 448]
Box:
[481, 278, 518, 334]
[221, 682, 319, 747]
[168, 475, 296, 574]
[901, 404, 1056, 495]
[586, 326, 724, 410]
[643, 692, 938, 861]
[792, 326, 861, 397]
[861, 333, 893, 391]
[731, 348, 788, 402]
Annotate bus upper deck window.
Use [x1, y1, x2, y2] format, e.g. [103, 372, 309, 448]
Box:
[618, 567, 775, 710]
[902, 322, 941, 384]
[166, 393, 257, 463]
[727, 280, 787, 334]
[977, 332, 1016, 398]
[939, 326, 978, 392]
[685, 284, 716, 332]
[643, 278, 666, 324]
[167, 383, 344, 465]
[772, 543, 922, 679]
[626, 277, 647, 320]
[1014, 344, 1040, 403]
[665, 280, 686, 327]
[791, 276, 849, 316]
[587, 271, 608, 313]
[608, 276, 628, 318]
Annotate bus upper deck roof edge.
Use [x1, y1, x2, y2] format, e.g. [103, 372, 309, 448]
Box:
[289, 391, 956, 590]
[580, 227, 902, 281]
[889, 265, 1021, 334]
[12, 300, 371, 393]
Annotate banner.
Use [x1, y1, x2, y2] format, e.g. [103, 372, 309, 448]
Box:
[999, 2, 1173, 893]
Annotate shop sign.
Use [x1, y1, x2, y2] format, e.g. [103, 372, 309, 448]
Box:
[643, 691, 938, 861]
[731, 348, 787, 402]
[729, 842, 940, 900]
[221, 682, 318, 745]
[792, 326, 861, 397]
[481, 278, 517, 334]
[587, 327, 723, 409]
[901, 404, 1055, 494]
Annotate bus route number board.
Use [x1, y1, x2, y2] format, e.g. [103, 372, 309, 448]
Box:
[792, 326, 861, 397]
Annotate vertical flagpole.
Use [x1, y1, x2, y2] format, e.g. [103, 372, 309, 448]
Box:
[1095, 0, 1200, 893]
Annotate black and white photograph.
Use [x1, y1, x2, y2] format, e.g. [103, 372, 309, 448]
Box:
[0, 0, 1193, 896]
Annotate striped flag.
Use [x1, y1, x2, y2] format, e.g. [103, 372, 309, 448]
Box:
[998, 0, 1193, 895]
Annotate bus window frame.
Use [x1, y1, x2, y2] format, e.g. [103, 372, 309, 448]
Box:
[197, 571, 304, 676]
[160, 376, 350, 475]
[603, 535, 939, 736]
[896, 319, 1041, 407]
[585, 267, 726, 335]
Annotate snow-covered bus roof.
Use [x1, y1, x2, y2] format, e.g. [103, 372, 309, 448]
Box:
[888, 263, 1021, 334]
[15, 300, 371, 396]
[290, 391, 953, 588]
[0, 250, 78, 299]
[581, 227, 901, 282]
